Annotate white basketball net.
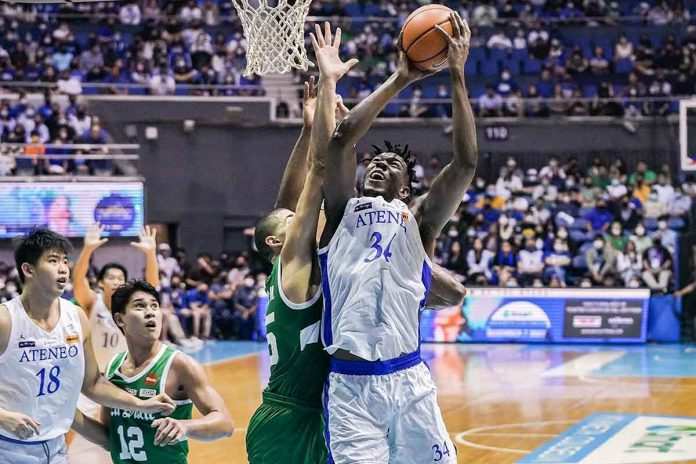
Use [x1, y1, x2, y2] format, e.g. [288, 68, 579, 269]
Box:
[232, 0, 313, 76]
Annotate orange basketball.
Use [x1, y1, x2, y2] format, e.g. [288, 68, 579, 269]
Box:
[401, 4, 454, 71]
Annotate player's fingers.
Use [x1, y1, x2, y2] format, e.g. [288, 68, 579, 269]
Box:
[314, 24, 324, 47]
[153, 419, 173, 445]
[161, 424, 181, 446]
[309, 75, 316, 96]
[333, 27, 342, 48]
[434, 25, 454, 45]
[346, 58, 359, 69]
[309, 32, 320, 54]
[303, 81, 309, 99]
[323, 21, 331, 45]
[26, 418, 40, 435]
[450, 12, 461, 39]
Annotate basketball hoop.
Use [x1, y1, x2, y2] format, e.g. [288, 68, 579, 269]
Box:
[232, 0, 314, 76]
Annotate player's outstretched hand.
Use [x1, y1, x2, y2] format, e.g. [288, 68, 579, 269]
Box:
[303, 76, 317, 128]
[309, 22, 359, 82]
[152, 417, 188, 446]
[130, 225, 157, 255]
[84, 222, 108, 250]
[0, 411, 40, 440]
[435, 12, 471, 73]
[140, 393, 176, 416]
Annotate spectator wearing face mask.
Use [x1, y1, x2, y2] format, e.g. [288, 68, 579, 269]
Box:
[585, 198, 613, 232]
[654, 216, 677, 252]
[605, 221, 628, 252]
[614, 196, 641, 230]
[498, 214, 517, 241]
[668, 185, 692, 217]
[629, 222, 653, 254]
[544, 238, 571, 283]
[586, 236, 616, 285]
[616, 240, 644, 286]
[607, 178, 628, 200]
[232, 276, 258, 340]
[642, 236, 672, 292]
[466, 238, 494, 284]
[517, 237, 545, 285]
[643, 188, 668, 218]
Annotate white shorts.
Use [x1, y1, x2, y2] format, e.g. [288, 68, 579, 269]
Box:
[323, 352, 456, 464]
[0, 434, 68, 464]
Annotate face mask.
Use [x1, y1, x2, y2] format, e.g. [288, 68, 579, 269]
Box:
[658, 221, 667, 230]
[580, 280, 592, 288]
[507, 161, 516, 168]
[486, 190, 496, 197]
[553, 244, 564, 252]
[594, 241, 603, 250]
[476, 180, 485, 189]
[558, 230, 568, 239]
[244, 277, 255, 287]
[448, 229, 458, 238]
[467, 229, 476, 238]
[566, 179, 576, 188]
[635, 227, 645, 236]
[501, 72, 510, 80]
[611, 227, 621, 235]
[499, 216, 508, 225]
[628, 279, 640, 288]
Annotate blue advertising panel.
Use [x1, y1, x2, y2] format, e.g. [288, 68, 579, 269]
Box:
[0, 182, 144, 238]
[420, 288, 650, 344]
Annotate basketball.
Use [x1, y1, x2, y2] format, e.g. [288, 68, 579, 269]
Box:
[401, 4, 454, 71]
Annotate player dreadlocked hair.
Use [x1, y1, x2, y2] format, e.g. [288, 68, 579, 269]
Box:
[371, 140, 417, 203]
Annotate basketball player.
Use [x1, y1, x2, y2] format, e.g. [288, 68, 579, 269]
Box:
[248, 23, 467, 463]
[0, 229, 175, 464]
[70, 222, 160, 461]
[73, 280, 234, 463]
[320, 12, 475, 463]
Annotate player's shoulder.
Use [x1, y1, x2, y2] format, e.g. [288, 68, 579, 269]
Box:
[169, 349, 205, 377]
[0, 303, 10, 328]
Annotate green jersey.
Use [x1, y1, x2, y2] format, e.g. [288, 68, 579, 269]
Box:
[247, 258, 328, 463]
[106, 345, 193, 464]
[263, 258, 328, 406]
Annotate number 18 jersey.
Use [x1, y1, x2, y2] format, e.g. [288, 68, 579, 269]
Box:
[318, 196, 432, 362]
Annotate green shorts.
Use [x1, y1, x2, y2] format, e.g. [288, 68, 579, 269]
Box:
[246, 392, 327, 464]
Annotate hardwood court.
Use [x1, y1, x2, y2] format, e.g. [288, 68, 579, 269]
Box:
[187, 342, 696, 464]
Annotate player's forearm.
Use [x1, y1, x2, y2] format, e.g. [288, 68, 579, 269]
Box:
[275, 126, 312, 210]
[73, 246, 96, 308]
[310, 76, 338, 173]
[426, 264, 466, 310]
[71, 409, 109, 450]
[450, 69, 478, 171]
[332, 72, 408, 150]
[144, 250, 160, 289]
[184, 411, 234, 442]
[84, 376, 146, 412]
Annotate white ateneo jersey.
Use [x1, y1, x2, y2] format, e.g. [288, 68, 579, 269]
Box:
[90, 293, 127, 372]
[319, 196, 432, 361]
[0, 297, 85, 441]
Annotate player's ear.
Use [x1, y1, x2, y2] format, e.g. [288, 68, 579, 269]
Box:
[399, 184, 411, 201]
[114, 312, 125, 331]
[20, 262, 34, 280]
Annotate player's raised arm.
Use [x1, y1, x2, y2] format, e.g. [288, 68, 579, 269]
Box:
[279, 23, 357, 303]
[73, 222, 108, 314]
[130, 225, 160, 289]
[323, 40, 433, 237]
[78, 308, 176, 415]
[425, 264, 467, 310]
[415, 12, 478, 254]
[152, 354, 234, 445]
[275, 77, 317, 211]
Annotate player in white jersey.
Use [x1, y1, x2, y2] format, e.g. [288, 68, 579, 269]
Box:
[0, 229, 175, 464]
[320, 12, 476, 463]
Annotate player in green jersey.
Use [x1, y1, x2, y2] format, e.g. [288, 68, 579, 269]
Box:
[75, 280, 234, 463]
[248, 24, 468, 464]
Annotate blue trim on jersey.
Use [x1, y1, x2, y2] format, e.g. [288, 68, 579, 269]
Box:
[322, 381, 334, 464]
[0, 433, 47, 445]
[319, 252, 333, 347]
[419, 261, 433, 309]
[330, 350, 422, 376]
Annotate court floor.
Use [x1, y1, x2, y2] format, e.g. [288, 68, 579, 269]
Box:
[72, 342, 696, 463]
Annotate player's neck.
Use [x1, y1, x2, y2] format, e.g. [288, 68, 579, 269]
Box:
[20, 286, 59, 321]
[126, 339, 163, 368]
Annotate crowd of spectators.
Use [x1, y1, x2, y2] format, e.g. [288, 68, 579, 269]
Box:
[425, 154, 691, 291]
[0, 91, 112, 175]
[0, 0, 692, 116]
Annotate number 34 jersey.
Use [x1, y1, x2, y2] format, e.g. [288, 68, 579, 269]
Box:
[319, 196, 432, 362]
[0, 296, 85, 441]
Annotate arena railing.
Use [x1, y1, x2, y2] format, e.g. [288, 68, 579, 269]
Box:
[0, 143, 141, 180]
